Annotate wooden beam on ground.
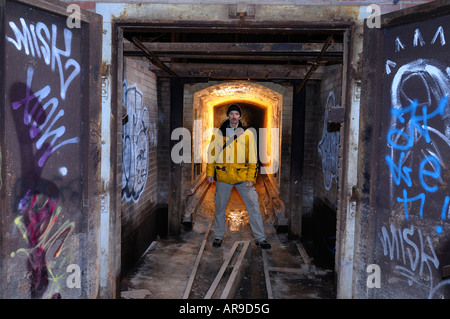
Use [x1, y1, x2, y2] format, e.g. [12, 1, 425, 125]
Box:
[204, 241, 240, 299]
[220, 241, 251, 299]
[267, 267, 305, 275]
[296, 242, 311, 267]
[261, 250, 273, 299]
[183, 178, 211, 223]
[183, 220, 213, 299]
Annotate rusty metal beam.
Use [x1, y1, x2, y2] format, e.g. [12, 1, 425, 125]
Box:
[126, 53, 341, 63]
[295, 35, 334, 95]
[123, 41, 342, 63]
[130, 37, 179, 78]
[123, 42, 343, 55]
[149, 62, 330, 80]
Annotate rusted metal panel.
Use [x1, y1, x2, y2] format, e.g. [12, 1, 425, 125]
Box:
[358, 0, 450, 299]
[0, 0, 102, 298]
[327, 106, 345, 124]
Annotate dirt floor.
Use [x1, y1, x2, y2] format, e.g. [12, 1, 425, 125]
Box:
[120, 178, 336, 299]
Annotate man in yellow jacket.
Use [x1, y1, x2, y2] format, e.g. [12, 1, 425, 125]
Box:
[206, 104, 271, 249]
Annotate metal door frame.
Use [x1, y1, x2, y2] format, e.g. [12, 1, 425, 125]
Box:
[98, 2, 363, 298]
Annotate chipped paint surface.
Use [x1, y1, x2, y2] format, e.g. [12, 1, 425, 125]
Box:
[95, 3, 361, 23]
[96, 3, 122, 297]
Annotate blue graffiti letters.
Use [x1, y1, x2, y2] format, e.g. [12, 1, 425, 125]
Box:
[385, 152, 412, 187]
[396, 190, 425, 219]
[388, 96, 448, 149]
[386, 95, 449, 221]
[419, 155, 441, 193]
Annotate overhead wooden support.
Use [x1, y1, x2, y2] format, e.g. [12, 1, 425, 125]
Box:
[295, 35, 334, 95]
[131, 37, 179, 78]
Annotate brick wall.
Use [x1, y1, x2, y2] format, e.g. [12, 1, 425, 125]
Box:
[157, 79, 171, 206]
[315, 64, 342, 208]
[302, 80, 321, 216]
[121, 57, 159, 275]
[298, 68, 341, 266]
[183, 81, 291, 200]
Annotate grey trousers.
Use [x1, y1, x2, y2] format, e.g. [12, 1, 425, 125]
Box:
[213, 181, 267, 242]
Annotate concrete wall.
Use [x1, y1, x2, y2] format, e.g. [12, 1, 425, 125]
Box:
[67, 0, 430, 15]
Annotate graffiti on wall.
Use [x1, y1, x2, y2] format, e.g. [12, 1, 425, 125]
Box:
[379, 23, 450, 298]
[5, 12, 81, 299]
[121, 80, 151, 202]
[12, 190, 75, 299]
[6, 19, 80, 168]
[318, 91, 340, 191]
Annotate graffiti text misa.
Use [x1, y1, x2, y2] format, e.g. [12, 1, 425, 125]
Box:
[6, 18, 81, 168]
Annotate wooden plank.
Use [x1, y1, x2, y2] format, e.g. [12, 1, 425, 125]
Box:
[296, 242, 311, 266]
[261, 172, 288, 228]
[182, 220, 213, 299]
[220, 241, 251, 299]
[183, 178, 211, 223]
[261, 250, 273, 299]
[204, 241, 240, 299]
[268, 267, 305, 275]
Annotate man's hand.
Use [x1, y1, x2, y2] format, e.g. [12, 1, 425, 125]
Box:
[207, 176, 215, 184]
[246, 181, 253, 187]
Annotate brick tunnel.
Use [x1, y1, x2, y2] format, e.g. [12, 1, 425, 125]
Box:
[3, 0, 450, 302]
[106, 5, 349, 299]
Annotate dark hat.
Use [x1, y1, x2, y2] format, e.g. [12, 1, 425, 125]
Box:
[226, 103, 242, 117]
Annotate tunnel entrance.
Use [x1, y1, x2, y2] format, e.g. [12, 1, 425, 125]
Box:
[114, 17, 349, 298]
[188, 81, 283, 196]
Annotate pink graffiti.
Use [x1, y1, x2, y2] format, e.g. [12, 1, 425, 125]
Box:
[16, 189, 74, 298]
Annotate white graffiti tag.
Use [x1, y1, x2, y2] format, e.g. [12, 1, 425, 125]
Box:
[318, 92, 340, 190]
[6, 18, 81, 100]
[121, 81, 150, 203]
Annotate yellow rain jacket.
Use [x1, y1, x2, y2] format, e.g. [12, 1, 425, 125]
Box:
[206, 120, 258, 184]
